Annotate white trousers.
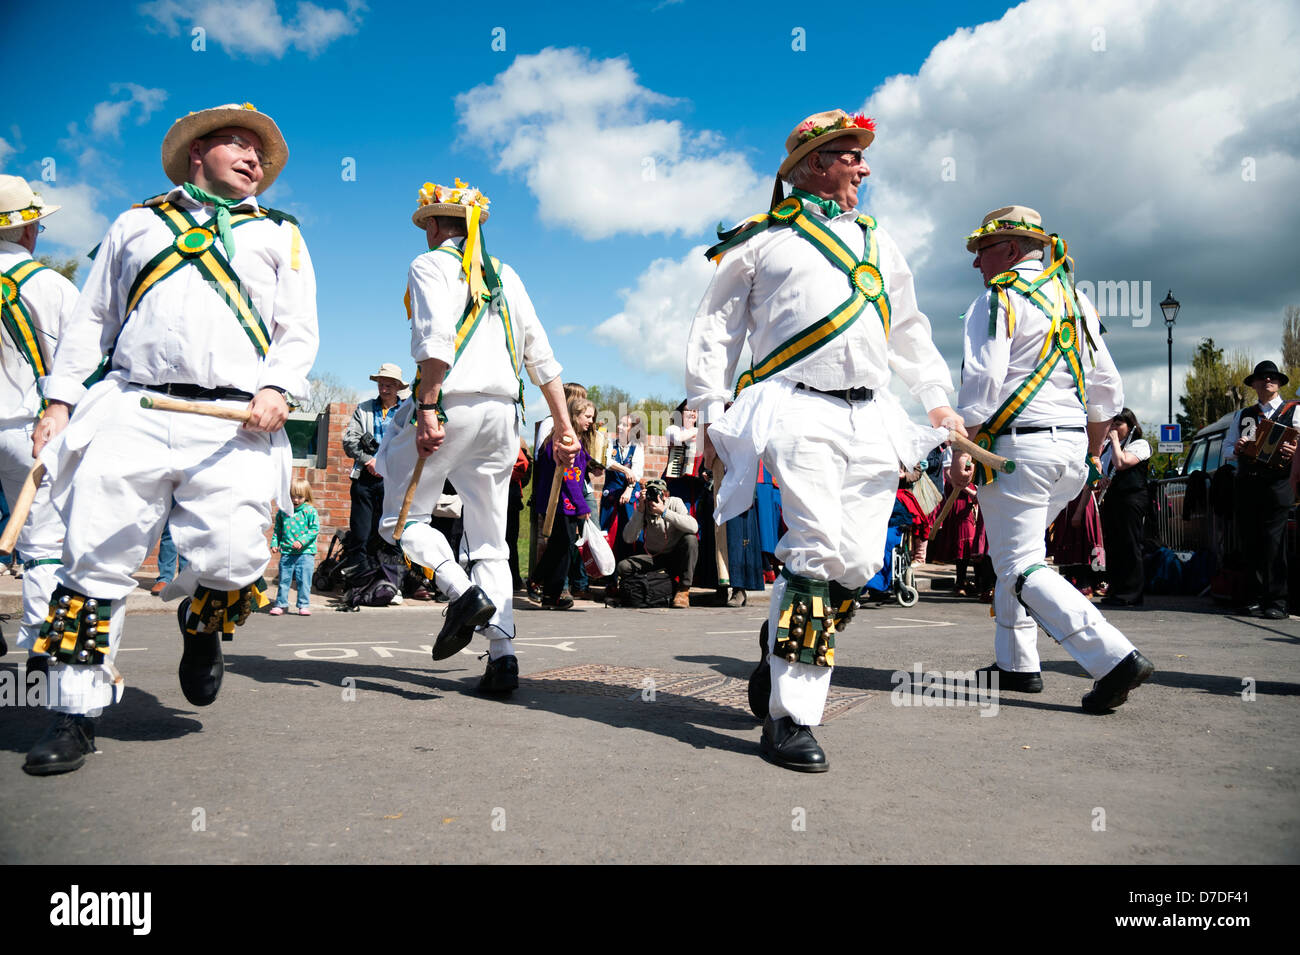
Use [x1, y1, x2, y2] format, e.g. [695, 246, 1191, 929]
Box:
[377, 395, 517, 643]
[978, 429, 1135, 678]
[0, 421, 63, 648]
[762, 390, 899, 725]
[36, 385, 278, 714]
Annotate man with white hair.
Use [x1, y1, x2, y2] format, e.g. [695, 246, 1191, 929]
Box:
[26, 103, 318, 775]
[949, 206, 1153, 712]
[687, 109, 963, 772]
[0, 176, 76, 664]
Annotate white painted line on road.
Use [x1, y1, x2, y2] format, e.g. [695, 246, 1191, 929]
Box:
[706, 630, 758, 634]
[278, 640, 400, 647]
[522, 634, 618, 640]
[874, 618, 956, 630]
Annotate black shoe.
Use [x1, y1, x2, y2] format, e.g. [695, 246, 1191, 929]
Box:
[1261, 607, 1288, 620]
[1237, 603, 1262, 616]
[432, 586, 495, 661]
[747, 621, 771, 722]
[978, 663, 1044, 693]
[1082, 650, 1155, 713]
[727, 588, 748, 608]
[478, 654, 519, 695]
[540, 593, 574, 611]
[760, 716, 828, 773]
[23, 713, 96, 776]
[177, 598, 224, 707]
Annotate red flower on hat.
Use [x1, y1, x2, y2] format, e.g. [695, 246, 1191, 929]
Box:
[852, 114, 876, 131]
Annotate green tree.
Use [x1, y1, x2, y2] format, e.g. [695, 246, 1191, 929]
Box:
[36, 255, 79, 284]
[1176, 338, 1250, 436]
[585, 384, 678, 436]
[1281, 305, 1300, 399]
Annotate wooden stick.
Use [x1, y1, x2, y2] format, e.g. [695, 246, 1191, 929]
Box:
[949, 430, 1015, 474]
[139, 394, 252, 423]
[927, 486, 959, 541]
[0, 461, 46, 556]
[712, 463, 729, 587]
[393, 457, 425, 543]
[541, 435, 576, 538]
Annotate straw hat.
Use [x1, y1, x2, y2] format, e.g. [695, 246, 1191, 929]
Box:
[965, 205, 1051, 253]
[0, 175, 60, 229]
[411, 178, 491, 229]
[160, 103, 288, 194]
[778, 109, 876, 179]
[369, 363, 409, 387]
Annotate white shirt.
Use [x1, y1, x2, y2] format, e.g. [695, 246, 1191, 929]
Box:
[407, 237, 561, 399]
[1101, 436, 1151, 476]
[956, 259, 1123, 430]
[685, 201, 952, 423]
[0, 240, 78, 422]
[45, 186, 318, 406]
[1223, 393, 1284, 467]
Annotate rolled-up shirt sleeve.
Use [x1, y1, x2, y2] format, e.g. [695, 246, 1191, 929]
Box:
[955, 291, 1011, 429]
[685, 245, 753, 424]
[407, 254, 456, 368]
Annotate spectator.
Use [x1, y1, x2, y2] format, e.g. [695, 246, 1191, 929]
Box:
[270, 478, 319, 615]
[151, 517, 188, 595]
[531, 396, 595, 609]
[1098, 407, 1150, 608]
[618, 477, 699, 608]
[342, 363, 407, 561]
[600, 413, 644, 563]
[508, 440, 532, 591]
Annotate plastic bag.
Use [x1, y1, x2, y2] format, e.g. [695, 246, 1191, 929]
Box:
[580, 516, 616, 577]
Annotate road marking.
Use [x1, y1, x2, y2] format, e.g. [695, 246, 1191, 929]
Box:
[706, 630, 758, 634]
[278, 640, 400, 647]
[874, 618, 956, 630]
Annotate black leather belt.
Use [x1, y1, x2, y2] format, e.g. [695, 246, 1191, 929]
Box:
[796, 383, 874, 402]
[1006, 425, 1086, 434]
[134, 382, 254, 402]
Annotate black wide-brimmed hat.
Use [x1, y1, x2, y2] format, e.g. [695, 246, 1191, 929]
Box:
[1245, 360, 1289, 386]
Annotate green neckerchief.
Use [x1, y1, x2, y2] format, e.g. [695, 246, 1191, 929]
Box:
[791, 188, 843, 219]
[182, 182, 248, 258]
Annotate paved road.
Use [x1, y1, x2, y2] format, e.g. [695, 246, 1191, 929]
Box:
[1, 590, 1296, 864]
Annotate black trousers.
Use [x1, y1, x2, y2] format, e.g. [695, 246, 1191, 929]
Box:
[347, 473, 385, 558]
[616, 535, 699, 589]
[534, 510, 580, 599]
[1235, 472, 1291, 612]
[1101, 488, 1147, 603]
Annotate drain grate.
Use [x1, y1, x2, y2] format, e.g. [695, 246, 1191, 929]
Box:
[522, 664, 869, 721]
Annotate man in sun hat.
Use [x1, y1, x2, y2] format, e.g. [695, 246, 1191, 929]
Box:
[947, 205, 1154, 713]
[686, 109, 964, 773]
[375, 178, 576, 695]
[0, 176, 77, 666]
[1224, 359, 1298, 620]
[23, 103, 318, 775]
[342, 362, 409, 562]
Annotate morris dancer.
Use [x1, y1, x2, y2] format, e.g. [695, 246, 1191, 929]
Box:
[376, 179, 574, 694]
[26, 103, 318, 774]
[0, 177, 77, 664]
[687, 110, 962, 772]
[949, 206, 1153, 710]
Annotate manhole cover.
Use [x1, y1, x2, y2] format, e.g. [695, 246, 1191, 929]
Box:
[522, 665, 869, 721]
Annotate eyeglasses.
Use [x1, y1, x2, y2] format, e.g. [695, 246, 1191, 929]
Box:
[202, 133, 271, 167]
[816, 148, 868, 167]
[974, 239, 1014, 257]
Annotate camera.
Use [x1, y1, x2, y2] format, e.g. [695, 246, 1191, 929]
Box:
[644, 486, 662, 504]
[359, 433, 380, 455]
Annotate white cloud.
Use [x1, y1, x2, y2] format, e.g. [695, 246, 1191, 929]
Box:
[456, 48, 769, 240]
[848, 0, 1300, 427]
[89, 83, 168, 139]
[0, 136, 15, 170]
[593, 246, 719, 375]
[140, 0, 365, 58]
[37, 183, 112, 259]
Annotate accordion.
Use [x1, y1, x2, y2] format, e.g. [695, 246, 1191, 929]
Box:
[1240, 416, 1299, 472]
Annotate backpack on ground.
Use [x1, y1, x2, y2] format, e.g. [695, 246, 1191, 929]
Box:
[617, 570, 674, 608]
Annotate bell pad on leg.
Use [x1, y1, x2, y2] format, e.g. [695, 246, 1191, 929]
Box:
[36, 585, 112, 665]
[829, 581, 862, 631]
[774, 570, 835, 667]
[184, 582, 270, 642]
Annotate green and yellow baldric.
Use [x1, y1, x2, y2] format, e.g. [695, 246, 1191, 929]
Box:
[0, 258, 53, 407]
[405, 230, 524, 423]
[120, 198, 276, 358]
[705, 190, 891, 397]
[969, 235, 1098, 485]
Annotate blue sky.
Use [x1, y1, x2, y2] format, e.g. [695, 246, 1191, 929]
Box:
[8, 0, 1299, 429]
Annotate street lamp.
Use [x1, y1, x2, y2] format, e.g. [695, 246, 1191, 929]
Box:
[1161, 289, 1180, 424]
